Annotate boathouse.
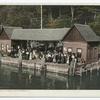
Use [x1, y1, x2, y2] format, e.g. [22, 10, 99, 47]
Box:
[0, 25, 22, 54]
[63, 24, 100, 63]
[11, 28, 70, 52]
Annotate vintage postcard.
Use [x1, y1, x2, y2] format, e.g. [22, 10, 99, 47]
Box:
[0, 0, 99, 97]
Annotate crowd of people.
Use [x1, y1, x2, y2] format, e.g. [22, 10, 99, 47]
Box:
[44, 51, 85, 65]
[13, 47, 85, 65]
[9, 45, 86, 68]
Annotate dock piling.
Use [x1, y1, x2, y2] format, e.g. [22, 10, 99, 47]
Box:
[0, 52, 2, 69]
[66, 76, 69, 89]
[68, 66, 75, 76]
[18, 59, 22, 73]
[90, 66, 93, 80]
[40, 64, 47, 77]
[28, 74, 32, 84]
[90, 67, 93, 74]
[80, 67, 83, 77]
[0, 53, 2, 80]
[33, 63, 36, 76]
[86, 69, 88, 75]
[18, 49, 23, 73]
[96, 66, 99, 76]
[18, 49, 23, 84]
[52, 79, 55, 88]
[40, 64, 47, 89]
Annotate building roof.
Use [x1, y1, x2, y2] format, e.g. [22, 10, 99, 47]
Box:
[3, 26, 22, 38]
[11, 28, 70, 41]
[74, 24, 100, 42]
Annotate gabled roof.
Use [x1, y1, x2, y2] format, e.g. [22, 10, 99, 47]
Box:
[3, 26, 22, 38]
[74, 24, 100, 42]
[11, 28, 70, 41]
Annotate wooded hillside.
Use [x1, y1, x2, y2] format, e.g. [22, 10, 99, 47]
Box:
[0, 6, 100, 35]
[0, 5, 41, 28]
[43, 6, 100, 35]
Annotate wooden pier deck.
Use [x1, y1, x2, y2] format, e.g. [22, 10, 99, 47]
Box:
[1, 57, 69, 75]
[75, 61, 100, 76]
[1, 57, 100, 76]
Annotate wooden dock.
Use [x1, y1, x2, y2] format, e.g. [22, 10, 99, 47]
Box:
[1, 57, 69, 75]
[75, 61, 100, 76]
[1, 57, 100, 76]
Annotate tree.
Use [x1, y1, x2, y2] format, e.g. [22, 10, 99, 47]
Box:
[70, 6, 74, 25]
[89, 15, 100, 36]
[0, 5, 41, 28]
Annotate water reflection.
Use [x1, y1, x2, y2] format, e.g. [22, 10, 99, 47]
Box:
[0, 64, 100, 89]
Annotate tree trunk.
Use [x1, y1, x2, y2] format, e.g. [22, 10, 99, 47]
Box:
[48, 7, 53, 21]
[71, 6, 74, 25]
[85, 20, 87, 25]
[94, 10, 96, 21]
[59, 7, 61, 18]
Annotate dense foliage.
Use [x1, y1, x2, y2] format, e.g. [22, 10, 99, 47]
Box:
[0, 5, 41, 28]
[0, 6, 100, 35]
[43, 6, 100, 35]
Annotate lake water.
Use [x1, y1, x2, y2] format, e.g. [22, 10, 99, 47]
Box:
[0, 64, 100, 89]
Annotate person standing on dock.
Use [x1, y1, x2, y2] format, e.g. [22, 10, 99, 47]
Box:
[69, 53, 76, 76]
[18, 48, 22, 60]
[73, 56, 77, 75]
[29, 50, 32, 60]
[69, 54, 72, 65]
[26, 49, 29, 60]
[66, 54, 69, 65]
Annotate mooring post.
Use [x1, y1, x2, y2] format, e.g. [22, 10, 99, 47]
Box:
[52, 79, 55, 88]
[18, 49, 22, 73]
[97, 67, 99, 76]
[90, 64, 93, 80]
[68, 66, 70, 76]
[33, 63, 36, 76]
[78, 66, 83, 88]
[90, 67, 93, 74]
[97, 62, 99, 76]
[79, 73, 82, 88]
[72, 66, 75, 76]
[18, 49, 23, 84]
[68, 66, 73, 76]
[28, 74, 32, 85]
[25, 72, 29, 87]
[18, 60, 22, 85]
[0, 52, 2, 70]
[79, 72, 82, 89]
[90, 64, 93, 75]
[40, 64, 47, 89]
[18, 58, 22, 73]
[0, 52, 2, 80]
[44, 64, 47, 77]
[41, 64, 47, 77]
[66, 76, 69, 89]
[86, 69, 88, 76]
[80, 67, 82, 77]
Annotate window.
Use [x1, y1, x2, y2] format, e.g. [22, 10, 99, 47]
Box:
[63, 47, 67, 52]
[6, 44, 9, 52]
[1, 44, 4, 50]
[67, 47, 72, 54]
[68, 48, 72, 52]
[77, 48, 82, 58]
[94, 47, 97, 59]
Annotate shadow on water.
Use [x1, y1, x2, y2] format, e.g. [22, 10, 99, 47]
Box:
[0, 64, 100, 89]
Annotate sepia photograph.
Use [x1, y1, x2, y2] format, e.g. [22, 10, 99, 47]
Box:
[0, 5, 100, 90]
